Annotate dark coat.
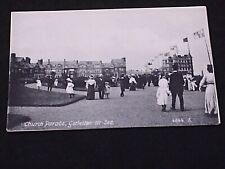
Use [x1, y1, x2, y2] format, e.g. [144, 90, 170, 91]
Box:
[96, 78, 105, 90]
[119, 77, 125, 91]
[47, 76, 54, 86]
[169, 71, 184, 93]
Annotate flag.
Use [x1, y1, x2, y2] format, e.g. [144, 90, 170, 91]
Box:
[194, 29, 205, 39]
[183, 37, 188, 42]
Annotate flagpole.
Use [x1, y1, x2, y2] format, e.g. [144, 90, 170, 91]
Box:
[187, 41, 190, 55]
[204, 36, 212, 65]
[201, 28, 212, 65]
[183, 37, 190, 55]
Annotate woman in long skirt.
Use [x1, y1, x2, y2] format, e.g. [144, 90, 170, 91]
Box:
[156, 75, 171, 112]
[129, 74, 137, 91]
[86, 75, 96, 100]
[199, 65, 217, 115]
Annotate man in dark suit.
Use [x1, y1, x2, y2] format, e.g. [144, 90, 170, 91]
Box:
[47, 75, 54, 92]
[96, 74, 105, 99]
[169, 63, 185, 111]
[119, 74, 125, 97]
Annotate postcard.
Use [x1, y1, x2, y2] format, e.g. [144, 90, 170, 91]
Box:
[7, 6, 220, 132]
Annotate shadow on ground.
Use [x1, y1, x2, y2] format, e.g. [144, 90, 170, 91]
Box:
[7, 114, 32, 130]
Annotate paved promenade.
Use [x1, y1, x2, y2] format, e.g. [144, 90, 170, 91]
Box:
[8, 84, 220, 131]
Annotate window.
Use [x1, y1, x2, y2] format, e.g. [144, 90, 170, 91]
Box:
[119, 68, 124, 71]
[94, 65, 100, 68]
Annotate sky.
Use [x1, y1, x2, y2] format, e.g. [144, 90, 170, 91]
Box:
[10, 6, 214, 75]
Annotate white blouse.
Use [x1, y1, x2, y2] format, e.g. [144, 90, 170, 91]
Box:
[200, 72, 215, 87]
[86, 79, 96, 88]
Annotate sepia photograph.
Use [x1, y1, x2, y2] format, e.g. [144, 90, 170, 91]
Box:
[7, 6, 220, 132]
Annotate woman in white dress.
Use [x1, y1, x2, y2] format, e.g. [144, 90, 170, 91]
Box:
[156, 75, 171, 112]
[36, 78, 42, 90]
[199, 65, 217, 115]
[129, 74, 137, 91]
[186, 73, 193, 91]
[104, 82, 110, 99]
[54, 78, 58, 87]
[66, 78, 75, 98]
[190, 77, 197, 91]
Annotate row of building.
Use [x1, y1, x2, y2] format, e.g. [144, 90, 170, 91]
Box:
[10, 53, 126, 80]
[147, 53, 194, 76]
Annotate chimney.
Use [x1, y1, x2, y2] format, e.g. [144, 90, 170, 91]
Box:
[122, 57, 126, 63]
[48, 59, 50, 64]
[122, 57, 126, 66]
[38, 59, 43, 65]
[25, 57, 31, 64]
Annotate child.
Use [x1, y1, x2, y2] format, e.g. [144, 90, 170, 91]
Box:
[190, 77, 197, 91]
[54, 78, 58, 87]
[66, 78, 75, 98]
[36, 77, 42, 90]
[156, 75, 171, 112]
[104, 82, 110, 99]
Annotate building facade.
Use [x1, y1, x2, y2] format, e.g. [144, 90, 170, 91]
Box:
[161, 54, 193, 75]
[44, 59, 79, 79]
[111, 58, 126, 77]
[10, 53, 127, 80]
[10, 53, 32, 78]
[102, 63, 115, 77]
[33, 59, 45, 79]
[77, 61, 103, 78]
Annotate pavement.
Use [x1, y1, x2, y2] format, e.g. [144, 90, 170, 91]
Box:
[7, 84, 220, 131]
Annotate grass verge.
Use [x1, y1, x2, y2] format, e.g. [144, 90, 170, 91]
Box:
[8, 84, 86, 107]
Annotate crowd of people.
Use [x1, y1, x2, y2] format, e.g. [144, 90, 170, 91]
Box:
[35, 75, 60, 92]
[156, 63, 217, 115]
[85, 73, 153, 100]
[35, 63, 218, 116]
